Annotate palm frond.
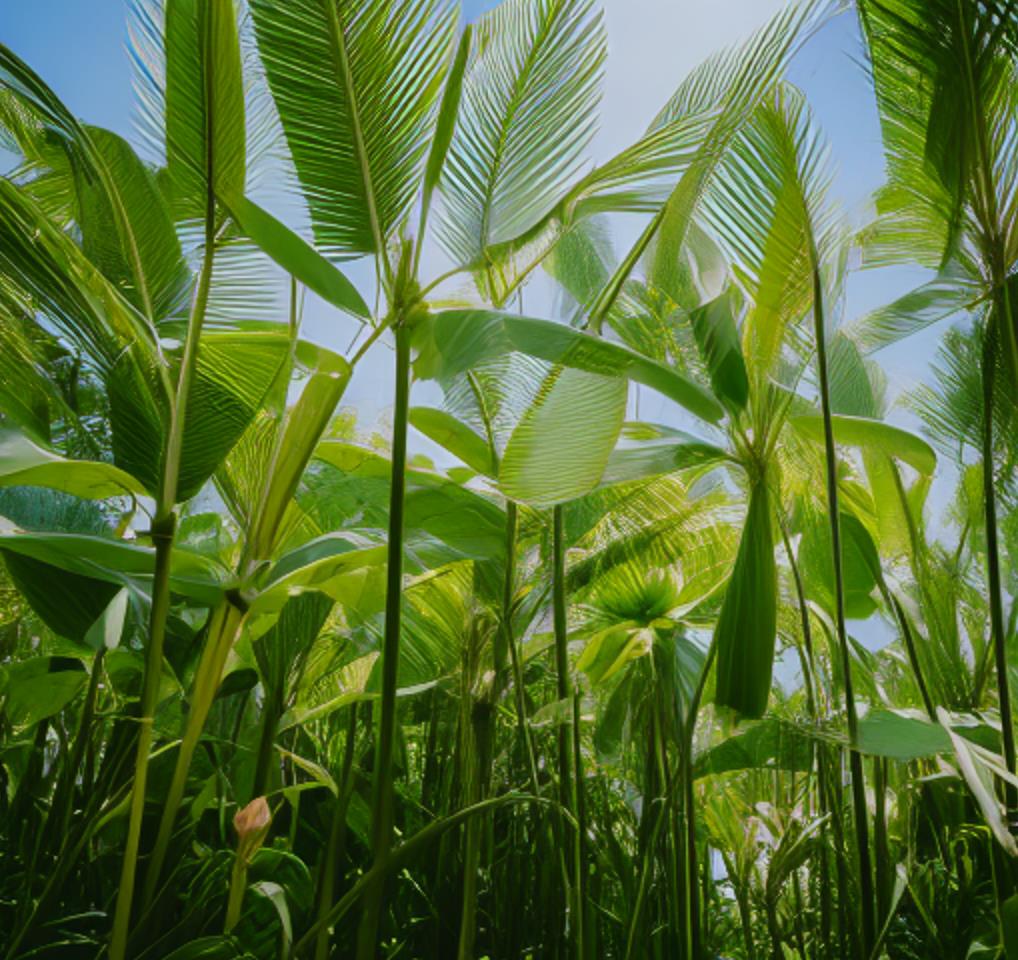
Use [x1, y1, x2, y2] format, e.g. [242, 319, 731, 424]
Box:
[250, 0, 456, 259]
[858, 0, 1018, 267]
[437, 0, 606, 271]
[699, 83, 841, 380]
[587, 2, 833, 334]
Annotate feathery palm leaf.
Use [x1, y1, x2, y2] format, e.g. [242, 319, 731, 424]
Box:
[438, 0, 606, 270]
[250, 0, 456, 259]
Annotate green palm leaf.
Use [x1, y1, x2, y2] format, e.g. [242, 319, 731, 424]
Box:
[415, 308, 723, 423]
[75, 126, 189, 321]
[700, 83, 838, 379]
[165, 0, 246, 218]
[589, 3, 829, 332]
[0, 45, 178, 331]
[437, 0, 606, 269]
[250, 0, 455, 257]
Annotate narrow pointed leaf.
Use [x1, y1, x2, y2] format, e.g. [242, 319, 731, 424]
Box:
[223, 194, 369, 318]
[409, 407, 495, 477]
[0, 428, 147, 500]
[599, 423, 728, 487]
[689, 287, 749, 409]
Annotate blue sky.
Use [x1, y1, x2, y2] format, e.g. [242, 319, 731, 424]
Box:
[2, 1, 957, 663]
[0, 1, 949, 467]
[0, 0, 940, 402]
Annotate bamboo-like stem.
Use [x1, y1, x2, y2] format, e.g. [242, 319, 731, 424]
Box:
[624, 793, 672, 960]
[810, 260, 876, 955]
[314, 702, 360, 960]
[108, 203, 216, 960]
[141, 601, 245, 910]
[873, 756, 891, 923]
[251, 693, 284, 800]
[296, 794, 554, 957]
[355, 322, 411, 960]
[551, 504, 581, 955]
[456, 618, 491, 960]
[982, 319, 1017, 839]
[552, 506, 572, 807]
[571, 687, 587, 960]
[682, 641, 716, 960]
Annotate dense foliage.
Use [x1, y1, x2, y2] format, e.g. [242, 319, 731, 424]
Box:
[1, 0, 1018, 957]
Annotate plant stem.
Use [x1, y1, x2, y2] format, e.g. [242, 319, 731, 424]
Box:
[552, 506, 571, 807]
[982, 319, 1017, 842]
[355, 322, 411, 960]
[552, 504, 581, 954]
[141, 601, 244, 909]
[108, 210, 216, 960]
[314, 703, 359, 960]
[224, 857, 248, 933]
[47, 647, 106, 854]
[296, 794, 551, 957]
[251, 692, 284, 800]
[810, 261, 876, 955]
[881, 582, 936, 720]
[571, 687, 587, 960]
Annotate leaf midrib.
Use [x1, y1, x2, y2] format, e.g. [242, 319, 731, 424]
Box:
[321, 0, 388, 268]
[477, 0, 568, 258]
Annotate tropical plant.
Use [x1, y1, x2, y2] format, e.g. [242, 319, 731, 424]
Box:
[1, 1, 1017, 959]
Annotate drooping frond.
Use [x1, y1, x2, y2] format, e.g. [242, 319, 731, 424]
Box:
[586, 2, 835, 333]
[458, 1, 831, 309]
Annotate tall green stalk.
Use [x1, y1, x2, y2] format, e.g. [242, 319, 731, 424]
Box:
[681, 640, 717, 960]
[552, 506, 572, 808]
[314, 702, 360, 960]
[982, 318, 1017, 839]
[456, 649, 488, 960]
[108, 208, 216, 960]
[355, 321, 411, 960]
[502, 502, 540, 790]
[140, 601, 245, 910]
[551, 505, 585, 957]
[955, 0, 1018, 850]
[810, 262, 876, 954]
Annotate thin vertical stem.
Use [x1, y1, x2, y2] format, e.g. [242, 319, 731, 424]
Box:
[109, 210, 216, 960]
[982, 321, 1017, 838]
[553, 506, 571, 805]
[356, 323, 411, 960]
[552, 504, 580, 956]
[811, 261, 876, 954]
[572, 688, 587, 960]
[314, 702, 360, 960]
